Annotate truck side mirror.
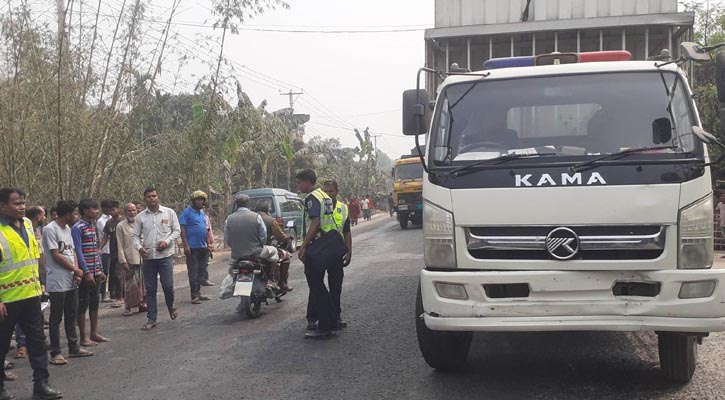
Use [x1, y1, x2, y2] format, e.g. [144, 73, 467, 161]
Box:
[391, 167, 395, 178]
[402, 89, 429, 136]
[679, 42, 711, 62]
[652, 118, 672, 144]
[717, 52, 725, 103]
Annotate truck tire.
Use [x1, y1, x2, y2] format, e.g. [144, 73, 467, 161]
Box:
[415, 282, 472, 371]
[399, 212, 409, 230]
[658, 332, 698, 383]
[412, 214, 423, 226]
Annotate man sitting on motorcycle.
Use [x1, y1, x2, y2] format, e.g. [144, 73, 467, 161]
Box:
[224, 194, 279, 289]
[253, 204, 293, 293]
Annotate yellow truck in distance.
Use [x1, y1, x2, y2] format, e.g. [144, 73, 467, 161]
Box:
[393, 155, 424, 229]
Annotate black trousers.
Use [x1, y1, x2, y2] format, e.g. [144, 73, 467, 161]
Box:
[306, 263, 344, 324]
[186, 248, 208, 297]
[108, 257, 123, 299]
[49, 289, 80, 357]
[0, 296, 49, 389]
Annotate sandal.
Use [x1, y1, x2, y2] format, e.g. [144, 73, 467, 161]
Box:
[142, 321, 157, 331]
[80, 341, 98, 347]
[4, 361, 14, 370]
[110, 301, 123, 309]
[49, 354, 67, 365]
[191, 298, 201, 305]
[4, 371, 16, 381]
[122, 309, 133, 316]
[68, 349, 93, 358]
[14, 346, 27, 359]
[169, 307, 178, 320]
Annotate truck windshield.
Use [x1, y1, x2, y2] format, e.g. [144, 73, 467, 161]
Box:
[395, 163, 424, 181]
[431, 71, 698, 165]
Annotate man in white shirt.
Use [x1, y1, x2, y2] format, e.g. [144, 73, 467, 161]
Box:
[361, 198, 370, 221]
[96, 201, 113, 303]
[132, 188, 180, 331]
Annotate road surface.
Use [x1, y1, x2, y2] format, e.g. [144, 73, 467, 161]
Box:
[6, 215, 725, 399]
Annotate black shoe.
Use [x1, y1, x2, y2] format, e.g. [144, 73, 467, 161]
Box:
[306, 321, 318, 331]
[201, 280, 215, 287]
[32, 382, 62, 400]
[304, 330, 334, 339]
[0, 388, 16, 400]
[333, 319, 348, 331]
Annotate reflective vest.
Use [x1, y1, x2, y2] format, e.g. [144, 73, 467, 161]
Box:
[303, 189, 339, 237]
[0, 218, 42, 303]
[333, 201, 349, 234]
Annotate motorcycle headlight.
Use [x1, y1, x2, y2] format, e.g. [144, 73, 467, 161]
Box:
[678, 195, 714, 269]
[424, 201, 456, 269]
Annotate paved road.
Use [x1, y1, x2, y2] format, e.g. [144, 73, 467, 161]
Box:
[6, 215, 725, 399]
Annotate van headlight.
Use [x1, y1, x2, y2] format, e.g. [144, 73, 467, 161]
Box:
[424, 201, 456, 268]
[678, 196, 714, 269]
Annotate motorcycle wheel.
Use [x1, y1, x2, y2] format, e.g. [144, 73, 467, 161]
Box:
[239, 295, 262, 319]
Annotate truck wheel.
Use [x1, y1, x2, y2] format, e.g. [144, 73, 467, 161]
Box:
[415, 282, 472, 371]
[399, 212, 409, 229]
[412, 215, 423, 226]
[658, 332, 698, 383]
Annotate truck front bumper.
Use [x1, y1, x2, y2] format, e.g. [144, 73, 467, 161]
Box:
[421, 268, 725, 333]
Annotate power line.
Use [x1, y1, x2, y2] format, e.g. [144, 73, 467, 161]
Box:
[308, 121, 403, 138]
[350, 108, 401, 117]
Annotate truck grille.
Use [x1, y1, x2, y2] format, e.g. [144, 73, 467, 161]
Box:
[398, 192, 423, 205]
[465, 225, 666, 261]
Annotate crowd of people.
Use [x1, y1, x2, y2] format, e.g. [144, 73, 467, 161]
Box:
[0, 171, 361, 399]
[0, 187, 217, 399]
[341, 195, 380, 226]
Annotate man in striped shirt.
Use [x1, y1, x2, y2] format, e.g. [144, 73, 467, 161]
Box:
[71, 199, 109, 348]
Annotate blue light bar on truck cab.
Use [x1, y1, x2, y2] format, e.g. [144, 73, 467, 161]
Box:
[483, 51, 632, 70]
[483, 56, 535, 70]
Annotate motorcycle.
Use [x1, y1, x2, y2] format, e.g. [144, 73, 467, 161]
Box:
[232, 237, 295, 319]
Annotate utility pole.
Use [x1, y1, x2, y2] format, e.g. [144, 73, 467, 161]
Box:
[56, 0, 68, 199]
[370, 134, 381, 156]
[279, 89, 304, 111]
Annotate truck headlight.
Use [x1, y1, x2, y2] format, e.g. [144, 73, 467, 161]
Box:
[424, 201, 456, 268]
[678, 196, 714, 269]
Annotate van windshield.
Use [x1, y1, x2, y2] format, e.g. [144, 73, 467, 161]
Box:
[431, 71, 698, 164]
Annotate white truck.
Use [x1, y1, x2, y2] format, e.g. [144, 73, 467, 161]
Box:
[403, 45, 725, 382]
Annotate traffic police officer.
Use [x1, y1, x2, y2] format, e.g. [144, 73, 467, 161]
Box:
[296, 170, 341, 339]
[0, 188, 62, 400]
[322, 180, 352, 328]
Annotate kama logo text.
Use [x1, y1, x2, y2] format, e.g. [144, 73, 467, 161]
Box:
[515, 172, 607, 187]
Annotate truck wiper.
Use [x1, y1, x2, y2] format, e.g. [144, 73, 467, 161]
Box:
[570, 145, 679, 172]
[450, 153, 556, 177]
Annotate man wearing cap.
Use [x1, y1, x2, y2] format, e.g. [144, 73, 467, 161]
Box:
[180, 191, 212, 304]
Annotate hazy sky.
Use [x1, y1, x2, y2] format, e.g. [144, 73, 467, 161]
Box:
[160, 0, 435, 158]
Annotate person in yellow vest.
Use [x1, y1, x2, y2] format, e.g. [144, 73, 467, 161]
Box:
[0, 188, 62, 400]
[322, 180, 352, 329]
[296, 170, 346, 339]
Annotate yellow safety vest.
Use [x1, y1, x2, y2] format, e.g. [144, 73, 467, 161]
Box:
[333, 202, 349, 234]
[303, 189, 339, 237]
[0, 217, 42, 303]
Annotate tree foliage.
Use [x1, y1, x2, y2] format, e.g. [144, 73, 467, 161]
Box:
[0, 1, 391, 218]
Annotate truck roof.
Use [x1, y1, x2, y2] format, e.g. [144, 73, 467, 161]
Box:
[440, 61, 683, 91]
[395, 157, 423, 166]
